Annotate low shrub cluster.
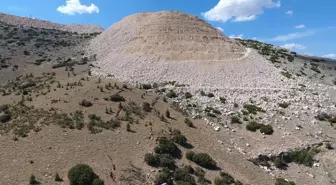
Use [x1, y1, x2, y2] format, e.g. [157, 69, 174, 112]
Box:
[243, 104, 265, 114]
[246, 121, 274, 135]
[68, 164, 104, 185]
[186, 151, 217, 169]
[79, 99, 93, 107]
[109, 94, 125, 102]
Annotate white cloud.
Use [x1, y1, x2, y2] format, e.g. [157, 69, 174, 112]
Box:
[57, 0, 99, 15]
[295, 25, 306, 29]
[281, 43, 306, 51]
[286, 10, 293, 15]
[216, 27, 224, 32]
[271, 31, 315, 42]
[323, 54, 336, 59]
[202, 0, 280, 23]
[229, 34, 244, 39]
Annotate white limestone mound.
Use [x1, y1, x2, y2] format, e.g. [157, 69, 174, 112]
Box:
[89, 11, 289, 89]
[0, 12, 103, 34]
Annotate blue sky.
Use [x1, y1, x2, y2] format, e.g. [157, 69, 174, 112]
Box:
[1, 0, 335, 58]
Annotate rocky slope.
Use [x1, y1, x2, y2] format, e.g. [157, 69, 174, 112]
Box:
[0, 12, 104, 34]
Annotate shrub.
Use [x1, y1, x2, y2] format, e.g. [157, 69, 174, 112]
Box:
[154, 138, 179, 157]
[231, 116, 242, 124]
[200, 91, 206, 96]
[246, 121, 262, 132]
[219, 172, 235, 184]
[260, 125, 274, 135]
[243, 104, 265, 114]
[126, 124, 131, 132]
[186, 151, 195, 160]
[219, 97, 226, 104]
[0, 113, 11, 123]
[165, 110, 170, 118]
[278, 102, 290, 108]
[172, 134, 188, 146]
[154, 168, 173, 185]
[234, 180, 243, 185]
[174, 168, 196, 185]
[158, 154, 176, 169]
[109, 94, 125, 102]
[68, 164, 95, 185]
[184, 118, 194, 127]
[24, 50, 30, 55]
[207, 93, 215, 98]
[55, 173, 62, 182]
[275, 178, 296, 185]
[29, 174, 39, 185]
[142, 84, 152, 89]
[144, 153, 159, 167]
[167, 91, 177, 98]
[142, 102, 152, 112]
[190, 153, 217, 169]
[93, 178, 104, 185]
[183, 165, 194, 174]
[291, 149, 315, 167]
[185, 92, 193, 99]
[79, 99, 93, 107]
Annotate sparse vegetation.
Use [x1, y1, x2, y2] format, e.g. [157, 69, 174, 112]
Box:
[275, 178, 296, 185]
[186, 151, 216, 169]
[260, 124, 274, 135]
[167, 90, 178, 98]
[231, 116, 242, 124]
[79, 99, 93, 107]
[109, 94, 125, 102]
[243, 104, 265, 114]
[55, 173, 62, 182]
[185, 92, 192, 99]
[29, 174, 39, 185]
[278, 102, 290, 108]
[68, 164, 95, 185]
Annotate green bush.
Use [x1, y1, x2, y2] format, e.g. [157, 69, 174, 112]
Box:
[278, 102, 290, 108]
[243, 104, 265, 114]
[142, 84, 152, 89]
[93, 178, 104, 185]
[55, 173, 62, 182]
[186, 151, 195, 160]
[154, 168, 173, 185]
[185, 92, 193, 99]
[166, 91, 178, 98]
[184, 118, 194, 127]
[291, 149, 315, 167]
[190, 153, 217, 169]
[172, 134, 188, 146]
[231, 116, 242, 124]
[219, 172, 235, 184]
[109, 94, 125, 102]
[29, 174, 39, 185]
[174, 168, 196, 185]
[260, 125, 274, 135]
[68, 164, 95, 185]
[158, 154, 176, 169]
[79, 99, 93, 107]
[275, 178, 296, 185]
[207, 93, 215, 98]
[144, 153, 159, 167]
[154, 138, 179, 157]
[246, 121, 262, 132]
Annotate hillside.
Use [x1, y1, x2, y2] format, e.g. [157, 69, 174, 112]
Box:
[0, 11, 336, 185]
